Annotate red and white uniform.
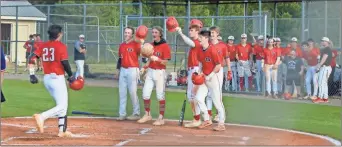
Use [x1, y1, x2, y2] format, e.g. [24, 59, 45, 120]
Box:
[187, 39, 201, 100]
[303, 48, 320, 97]
[235, 43, 253, 77]
[195, 45, 225, 124]
[226, 44, 238, 91]
[118, 41, 141, 117]
[263, 47, 280, 94]
[33, 40, 69, 121]
[143, 42, 171, 100]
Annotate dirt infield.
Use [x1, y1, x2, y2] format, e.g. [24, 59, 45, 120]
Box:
[1, 117, 340, 146]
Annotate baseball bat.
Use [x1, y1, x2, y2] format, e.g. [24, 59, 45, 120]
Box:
[178, 93, 187, 126]
[72, 110, 106, 116]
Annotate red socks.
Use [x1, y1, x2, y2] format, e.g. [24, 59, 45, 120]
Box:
[144, 99, 150, 113]
[248, 76, 253, 88]
[208, 110, 212, 116]
[194, 115, 200, 121]
[159, 100, 165, 116]
[239, 77, 244, 90]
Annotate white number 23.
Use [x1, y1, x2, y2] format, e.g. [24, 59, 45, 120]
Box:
[42, 48, 55, 62]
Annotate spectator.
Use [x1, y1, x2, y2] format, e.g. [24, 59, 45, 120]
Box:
[283, 50, 304, 99]
[302, 41, 320, 99]
[74, 34, 87, 78]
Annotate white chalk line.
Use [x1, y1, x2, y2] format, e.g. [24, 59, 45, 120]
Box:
[135, 139, 246, 145]
[8, 116, 342, 146]
[115, 128, 152, 146]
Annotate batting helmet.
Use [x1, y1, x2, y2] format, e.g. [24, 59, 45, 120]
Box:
[191, 72, 205, 85]
[69, 76, 84, 91]
[166, 16, 179, 32]
[190, 19, 203, 28]
[135, 25, 148, 40]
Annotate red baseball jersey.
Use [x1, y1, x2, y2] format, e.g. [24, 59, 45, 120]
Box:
[303, 48, 320, 66]
[187, 39, 201, 68]
[118, 41, 141, 68]
[148, 42, 171, 69]
[253, 44, 264, 60]
[35, 39, 44, 49]
[274, 47, 282, 57]
[227, 44, 236, 61]
[330, 49, 338, 67]
[282, 47, 303, 58]
[212, 42, 228, 66]
[24, 40, 31, 53]
[198, 45, 221, 76]
[263, 48, 278, 65]
[236, 43, 252, 61]
[34, 41, 68, 75]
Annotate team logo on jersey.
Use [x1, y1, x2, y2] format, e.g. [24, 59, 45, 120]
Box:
[205, 57, 211, 62]
[156, 52, 161, 57]
[127, 48, 133, 52]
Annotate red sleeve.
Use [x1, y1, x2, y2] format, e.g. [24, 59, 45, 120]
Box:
[162, 44, 171, 60]
[34, 47, 42, 57]
[332, 50, 338, 57]
[211, 47, 220, 65]
[135, 42, 141, 55]
[222, 44, 228, 59]
[60, 44, 69, 61]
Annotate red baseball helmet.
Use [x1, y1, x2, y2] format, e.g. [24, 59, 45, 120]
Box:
[69, 76, 84, 91]
[166, 16, 179, 32]
[190, 19, 203, 28]
[135, 25, 148, 40]
[191, 72, 205, 85]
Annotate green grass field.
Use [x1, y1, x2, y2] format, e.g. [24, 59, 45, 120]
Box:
[1, 79, 340, 140]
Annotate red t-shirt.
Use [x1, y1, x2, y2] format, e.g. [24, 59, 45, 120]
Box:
[198, 45, 221, 76]
[253, 44, 264, 60]
[282, 47, 303, 58]
[212, 42, 228, 66]
[118, 41, 141, 68]
[263, 48, 279, 65]
[188, 39, 201, 68]
[236, 43, 252, 61]
[227, 44, 236, 61]
[148, 42, 171, 69]
[34, 41, 68, 75]
[303, 48, 320, 66]
[330, 49, 338, 67]
[24, 40, 31, 53]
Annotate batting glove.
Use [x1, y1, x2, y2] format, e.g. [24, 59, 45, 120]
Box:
[29, 75, 38, 84]
[175, 27, 182, 35]
[67, 76, 76, 83]
[227, 71, 232, 81]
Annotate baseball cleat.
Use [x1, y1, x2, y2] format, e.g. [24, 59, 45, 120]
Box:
[116, 116, 127, 121]
[152, 118, 165, 126]
[58, 131, 73, 137]
[312, 97, 323, 103]
[213, 124, 226, 131]
[303, 95, 311, 100]
[184, 120, 201, 128]
[212, 115, 219, 123]
[198, 120, 212, 129]
[322, 98, 329, 103]
[137, 114, 152, 123]
[33, 114, 44, 133]
[127, 114, 140, 121]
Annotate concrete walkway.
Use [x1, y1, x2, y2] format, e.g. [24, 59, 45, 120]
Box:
[4, 73, 341, 107]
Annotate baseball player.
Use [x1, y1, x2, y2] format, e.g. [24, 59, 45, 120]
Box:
[116, 27, 142, 121]
[274, 37, 285, 94]
[23, 35, 34, 71]
[27, 35, 40, 75]
[1, 45, 6, 103]
[262, 38, 281, 98]
[302, 40, 320, 99]
[74, 34, 87, 78]
[312, 37, 333, 103]
[226, 36, 238, 91]
[196, 30, 225, 131]
[235, 33, 253, 91]
[282, 37, 303, 58]
[283, 50, 304, 99]
[28, 25, 75, 137]
[252, 35, 265, 92]
[175, 24, 202, 128]
[35, 34, 44, 72]
[206, 26, 231, 123]
[138, 26, 171, 126]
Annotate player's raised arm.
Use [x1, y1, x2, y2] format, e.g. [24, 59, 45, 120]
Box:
[175, 27, 195, 48]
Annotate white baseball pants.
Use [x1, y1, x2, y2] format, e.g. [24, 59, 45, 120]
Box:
[225, 61, 238, 91]
[305, 66, 318, 96]
[187, 67, 199, 100]
[41, 74, 68, 120]
[142, 69, 166, 100]
[119, 67, 140, 117]
[318, 65, 332, 99]
[197, 71, 225, 123]
[264, 64, 278, 95]
[75, 60, 84, 78]
[206, 67, 223, 111]
[238, 60, 252, 90]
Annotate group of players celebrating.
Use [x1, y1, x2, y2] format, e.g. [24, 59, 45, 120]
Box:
[25, 17, 337, 137]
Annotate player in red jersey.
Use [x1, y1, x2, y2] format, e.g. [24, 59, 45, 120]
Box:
[206, 26, 230, 123]
[328, 48, 339, 96]
[262, 38, 281, 98]
[35, 34, 44, 71]
[236, 33, 253, 91]
[138, 26, 171, 126]
[252, 35, 265, 92]
[195, 30, 225, 131]
[302, 39, 320, 99]
[282, 37, 303, 58]
[175, 23, 202, 128]
[28, 25, 75, 137]
[116, 26, 142, 121]
[274, 37, 286, 94]
[226, 35, 238, 92]
[23, 35, 34, 71]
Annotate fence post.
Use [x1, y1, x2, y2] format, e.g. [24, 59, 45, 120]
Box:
[324, 0, 328, 37]
[119, 1, 123, 43]
[139, 1, 143, 25]
[97, 17, 100, 63]
[83, 4, 87, 37]
[15, 6, 18, 73]
[301, 1, 305, 41]
[259, 0, 262, 35]
[262, 14, 267, 95]
[47, 5, 51, 27]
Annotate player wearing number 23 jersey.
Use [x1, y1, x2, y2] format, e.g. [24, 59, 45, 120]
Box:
[28, 25, 75, 138]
